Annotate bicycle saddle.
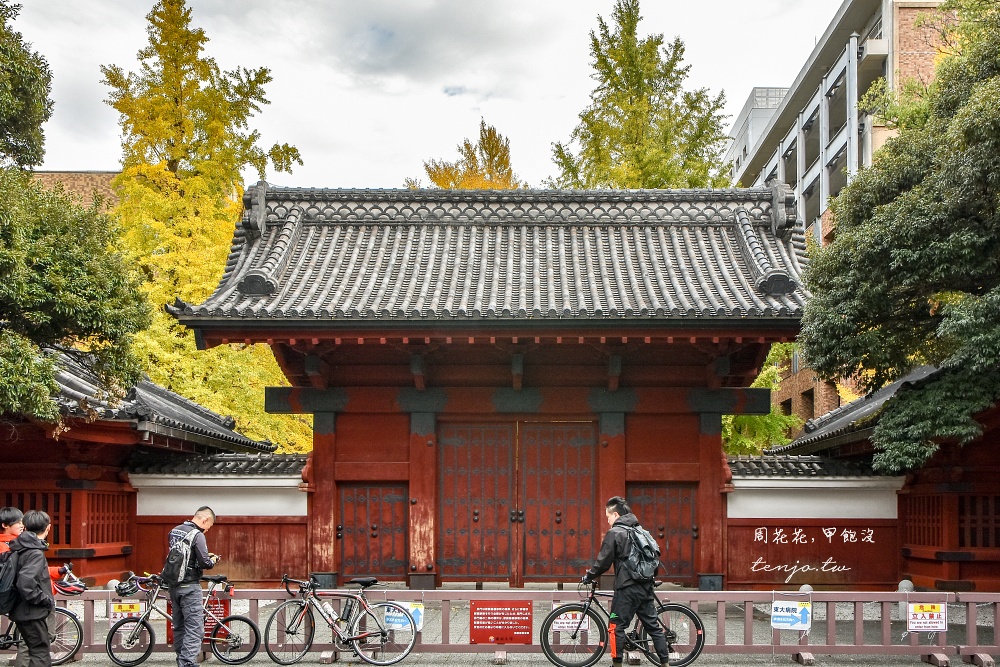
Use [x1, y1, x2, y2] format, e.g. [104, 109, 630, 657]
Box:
[347, 577, 379, 588]
[201, 575, 229, 583]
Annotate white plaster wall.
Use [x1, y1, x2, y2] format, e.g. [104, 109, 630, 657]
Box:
[728, 478, 905, 519]
[130, 475, 307, 517]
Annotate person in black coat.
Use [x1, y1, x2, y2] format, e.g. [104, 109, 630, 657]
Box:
[8, 510, 55, 667]
[583, 496, 671, 667]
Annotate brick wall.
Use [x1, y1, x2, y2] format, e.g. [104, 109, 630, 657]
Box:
[773, 366, 841, 437]
[895, 3, 943, 86]
[32, 171, 119, 209]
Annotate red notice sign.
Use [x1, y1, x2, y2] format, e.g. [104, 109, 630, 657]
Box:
[469, 600, 533, 645]
[166, 594, 231, 644]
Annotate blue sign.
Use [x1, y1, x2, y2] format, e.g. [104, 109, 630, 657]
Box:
[770, 602, 811, 630]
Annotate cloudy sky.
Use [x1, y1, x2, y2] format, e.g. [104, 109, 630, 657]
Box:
[16, 0, 844, 188]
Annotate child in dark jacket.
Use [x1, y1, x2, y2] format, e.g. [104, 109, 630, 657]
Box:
[8, 510, 55, 667]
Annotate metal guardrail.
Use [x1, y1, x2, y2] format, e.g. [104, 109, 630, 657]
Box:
[41, 588, 999, 665]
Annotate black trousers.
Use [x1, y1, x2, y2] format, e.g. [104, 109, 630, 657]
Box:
[15, 616, 52, 667]
[609, 582, 670, 664]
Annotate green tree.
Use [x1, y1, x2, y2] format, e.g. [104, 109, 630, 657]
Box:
[0, 169, 151, 421]
[799, 0, 1000, 472]
[0, 1, 52, 168]
[409, 120, 527, 189]
[102, 0, 310, 452]
[722, 344, 802, 455]
[549, 0, 728, 189]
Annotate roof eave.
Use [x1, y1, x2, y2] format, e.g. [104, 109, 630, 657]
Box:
[135, 420, 275, 454]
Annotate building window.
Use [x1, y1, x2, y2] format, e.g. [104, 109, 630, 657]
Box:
[801, 388, 815, 420]
[780, 399, 792, 416]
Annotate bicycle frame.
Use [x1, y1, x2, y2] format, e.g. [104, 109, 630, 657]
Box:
[285, 577, 386, 643]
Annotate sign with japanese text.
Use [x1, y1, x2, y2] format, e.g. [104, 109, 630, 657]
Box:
[770, 601, 812, 630]
[548, 605, 591, 633]
[386, 602, 424, 632]
[469, 600, 532, 644]
[907, 603, 947, 632]
[110, 601, 145, 621]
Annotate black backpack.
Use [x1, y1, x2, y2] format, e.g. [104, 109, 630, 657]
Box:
[0, 550, 19, 615]
[161, 528, 198, 586]
[622, 525, 661, 582]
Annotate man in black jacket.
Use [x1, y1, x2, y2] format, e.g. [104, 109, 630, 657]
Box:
[583, 496, 671, 667]
[9, 510, 55, 667]
[167, 506, 221, 667]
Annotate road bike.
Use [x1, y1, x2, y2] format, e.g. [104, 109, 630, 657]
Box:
[264, 573, 416, 666]
[540, 581, 705, 667]
[106, 572, 260, 666]
[0, 563, 85, 665]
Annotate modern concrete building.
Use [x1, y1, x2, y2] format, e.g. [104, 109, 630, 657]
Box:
[728, 0, 940, 244]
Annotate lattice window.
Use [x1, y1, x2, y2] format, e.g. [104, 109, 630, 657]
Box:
[2, 491, 73, 546]
[86, 493, 130, 544]
[902, 495, 942, 547]
[959, 495, 1000, 548]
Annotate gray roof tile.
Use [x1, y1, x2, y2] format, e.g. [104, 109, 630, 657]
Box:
[128, 452, 306, 476]
[728, 454, 879, 477]
[54, 354, 275, 454]
[170, 185, 808, 324]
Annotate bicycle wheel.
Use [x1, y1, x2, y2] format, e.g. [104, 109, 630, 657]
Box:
[350, 601, 415, 666]
[106, 617, 155, 667]
[539, 603, 608, 667]
[264, 600, 315, 665]
[49, 607, 83, 665]
[210, 614, 261, 664]
[641, 603, 705, 667]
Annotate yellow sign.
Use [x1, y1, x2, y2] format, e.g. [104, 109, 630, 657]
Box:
[110, 602, 145, 620]
[907, 603, 947, 632]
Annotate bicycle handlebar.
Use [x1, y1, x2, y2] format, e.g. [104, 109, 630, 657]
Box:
[281, 573, 316, 598]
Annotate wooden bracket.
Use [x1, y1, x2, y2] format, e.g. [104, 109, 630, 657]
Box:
[608, 355, 622, 391]
[304, 354, 330, 389]
[411, 354, 426, 391]
[512, 353, 524, 390]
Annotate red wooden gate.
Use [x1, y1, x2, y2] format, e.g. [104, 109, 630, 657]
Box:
[521, 422, 597, 582]
[437, 424, 515, 581]
[437, 421, 598, 586]
[338, 483, 408, 579]
[627, 482, 697, 586]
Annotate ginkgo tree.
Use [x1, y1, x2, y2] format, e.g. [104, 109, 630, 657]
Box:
[102, 0, 311, 452]
[409, 119, 527, 189]
[550, 0, 728, 189]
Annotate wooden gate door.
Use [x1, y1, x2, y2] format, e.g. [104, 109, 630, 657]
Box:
[338, 483, 408, 580]
[437, 424, 515, 581]
[627, 482, 697, 586]
[520, 422, 597, 583]
[438, 421, 598, 585]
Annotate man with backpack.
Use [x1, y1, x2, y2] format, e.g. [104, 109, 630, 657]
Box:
[166, 507, 221, 667]
[582, 496, 672, 667]
[6, 511, 55, 667]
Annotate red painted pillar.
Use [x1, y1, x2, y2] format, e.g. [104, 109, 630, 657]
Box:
[598, 413, 626, 508]
[408, 413, 437, 588]
[309, 412, 338, 581]
[697, 413, 726, 586]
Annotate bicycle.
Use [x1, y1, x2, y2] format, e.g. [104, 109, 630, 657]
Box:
[539, 581, 705, 667]
[0, 562, 85, 665]
[264, 574, 416, 666]
[106, 572, 260, 666]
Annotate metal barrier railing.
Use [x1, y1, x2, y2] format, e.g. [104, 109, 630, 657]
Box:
[39, 588, 999, 663]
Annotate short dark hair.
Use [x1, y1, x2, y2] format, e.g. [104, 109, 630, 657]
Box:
[22, 510, 51, 534]
[0, 507, 23, 529]
[194, 506, 216, 522]
[606, 496, 630, 516]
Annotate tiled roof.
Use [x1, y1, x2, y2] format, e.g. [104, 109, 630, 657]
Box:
[54, 354, 275, 454]
[771, 366, 941, 455]
[169, 184, 808, 326]
[728, 454, 878, 477]
[128, 452, 306, 476]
